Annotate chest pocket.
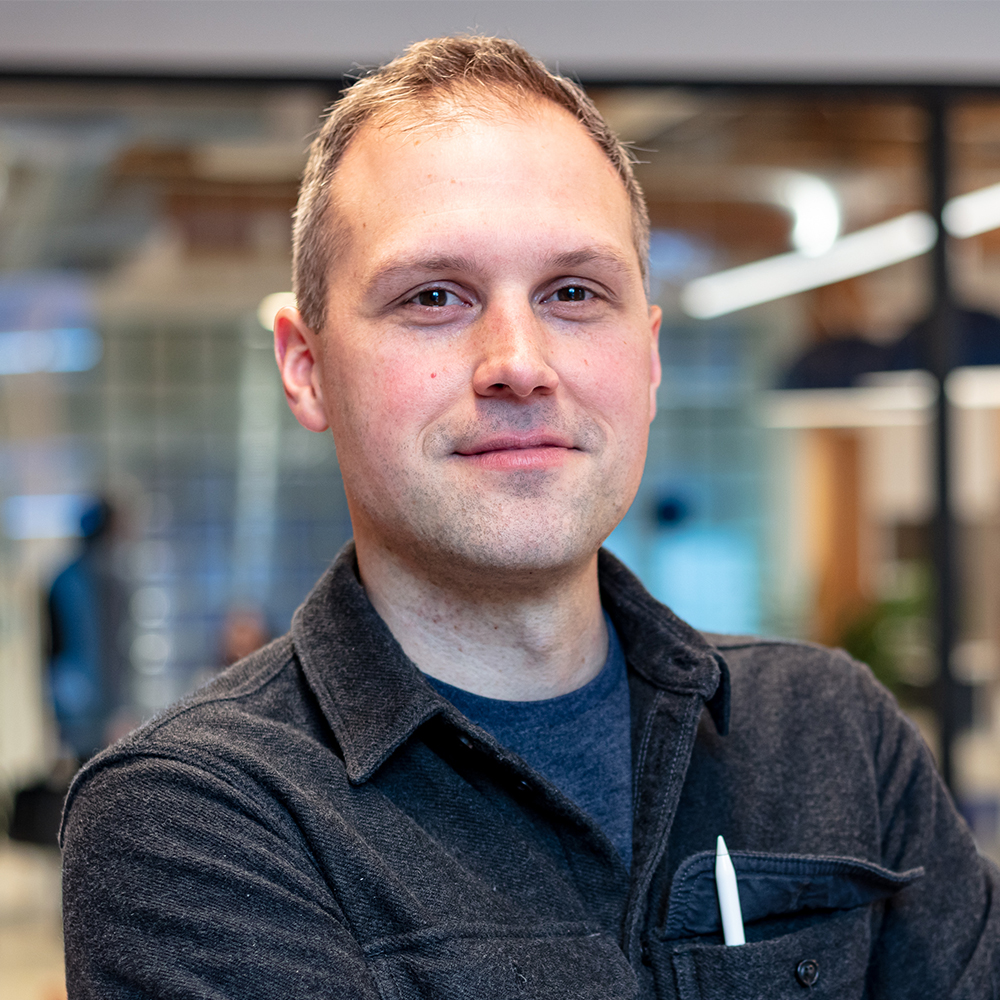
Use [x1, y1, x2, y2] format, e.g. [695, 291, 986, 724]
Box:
[366, 921, 637, 1000]
[645, 851, 924, 1000]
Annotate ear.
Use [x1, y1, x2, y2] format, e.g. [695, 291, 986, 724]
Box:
[647, 304, 662, 422]
[273, 307, 329, 433]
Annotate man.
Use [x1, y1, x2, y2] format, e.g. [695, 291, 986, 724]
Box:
[61, 36, 998, 998]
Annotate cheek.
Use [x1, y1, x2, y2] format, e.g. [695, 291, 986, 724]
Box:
[328, 340, 461, 451]
[576, 338, 654, 431]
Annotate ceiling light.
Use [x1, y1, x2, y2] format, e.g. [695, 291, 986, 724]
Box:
[942, 182, 1000, 239]
[771, 171, 841, 257]
[681, 212, 936, 320]
[257, 292, 296, 332]
[682, 176, 1000, 320]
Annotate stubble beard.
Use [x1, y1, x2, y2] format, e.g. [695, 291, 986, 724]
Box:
[348, 406, 640, 591]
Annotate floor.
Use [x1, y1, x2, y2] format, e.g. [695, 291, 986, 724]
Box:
[0, 840, 66, 1000]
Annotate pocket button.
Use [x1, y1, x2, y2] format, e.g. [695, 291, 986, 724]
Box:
[795, 958, 820, 987]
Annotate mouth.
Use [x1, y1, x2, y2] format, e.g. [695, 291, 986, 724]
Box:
[453, 432, 577, 471]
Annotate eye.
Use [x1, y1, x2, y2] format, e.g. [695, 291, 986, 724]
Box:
[552, 285, 593, 302]
[412, 288, 461, 307]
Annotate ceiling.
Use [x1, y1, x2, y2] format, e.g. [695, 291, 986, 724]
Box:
[3, 1, 1000, 84]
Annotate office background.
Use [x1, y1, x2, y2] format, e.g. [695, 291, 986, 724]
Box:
[5, 2, 1000, 996]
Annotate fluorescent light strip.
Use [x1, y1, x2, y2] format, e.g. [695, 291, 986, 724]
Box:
[681, 212, 937, 319]
[762, 368, 1000, 428]
[681, 178, 1000, 319]
[762, 382, 935, 429]
[942, 182, 1000, 238]
[946, 365, 1000, 408]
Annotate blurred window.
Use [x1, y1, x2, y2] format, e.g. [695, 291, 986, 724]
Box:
[1, 77, 999, 860]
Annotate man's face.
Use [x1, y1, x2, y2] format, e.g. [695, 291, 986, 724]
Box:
[279, 98, 661, 583]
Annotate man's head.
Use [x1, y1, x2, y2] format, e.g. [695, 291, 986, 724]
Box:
[292, 35, 650, 335]
[276, 36, 661, 588]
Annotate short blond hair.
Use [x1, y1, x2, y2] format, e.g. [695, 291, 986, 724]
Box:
[292, 35, 649, 332]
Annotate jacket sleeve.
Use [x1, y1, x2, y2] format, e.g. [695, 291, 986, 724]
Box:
[857, 660, 1000, 998]
[61, 755, 385, 1000]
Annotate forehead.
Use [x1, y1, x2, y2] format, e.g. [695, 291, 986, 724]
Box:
[346, 89, 607, 173]
[326, 97, 636, 273]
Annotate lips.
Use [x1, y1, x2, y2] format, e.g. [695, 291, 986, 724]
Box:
[452, 431, 576, 471]
[454, 432, 575, 456]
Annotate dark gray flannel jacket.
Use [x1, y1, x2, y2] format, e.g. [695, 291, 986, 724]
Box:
[60, 545, 1000, 999]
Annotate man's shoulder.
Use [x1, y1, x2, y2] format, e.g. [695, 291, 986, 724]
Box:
[128, 632, 303, 742]
[702, 630, 837, 655]
[61, 632, 334, 835]
[702, 630, 866, 673]
[700, 630, 888, 711]
[694, 631, 913, 766]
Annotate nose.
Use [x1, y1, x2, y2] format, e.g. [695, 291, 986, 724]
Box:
[471, 302, 559, 399]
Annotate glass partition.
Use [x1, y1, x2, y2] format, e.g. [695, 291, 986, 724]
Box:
[2, 78, 1000, 997]
[0, 82, 346, 774]
[941, 97, 1000, 860]
[594, 89, 929, 642]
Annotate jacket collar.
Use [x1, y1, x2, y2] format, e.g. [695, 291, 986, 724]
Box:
[291, 543, 730, 785]
[597, 548, 730, 735]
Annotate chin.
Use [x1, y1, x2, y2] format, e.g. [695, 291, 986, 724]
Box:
[358, 471, 634, 581]
[412, 510, 613, 584]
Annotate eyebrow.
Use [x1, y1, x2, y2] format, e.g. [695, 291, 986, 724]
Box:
[364, 254, 476, 298]
[363, 245, 636, 299]
[547, 247, 634, 275]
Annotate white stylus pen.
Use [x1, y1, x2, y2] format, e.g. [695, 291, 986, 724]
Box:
[715, 835, 745, 946]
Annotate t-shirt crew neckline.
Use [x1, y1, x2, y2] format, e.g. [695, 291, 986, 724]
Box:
[424, 612, 633, 869]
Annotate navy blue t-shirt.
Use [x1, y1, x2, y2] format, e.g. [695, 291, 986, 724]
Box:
[425, 614, 633, 869]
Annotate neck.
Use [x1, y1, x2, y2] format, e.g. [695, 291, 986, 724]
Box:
[354, 538, 608, 701]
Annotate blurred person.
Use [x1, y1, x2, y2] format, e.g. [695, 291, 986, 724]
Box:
[60, 37, 998, 998]
[187, 608, 271, 693]
[10, 500, 131, 847]
[219, 606, 271, 667]
[46, 499, 131, 761]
